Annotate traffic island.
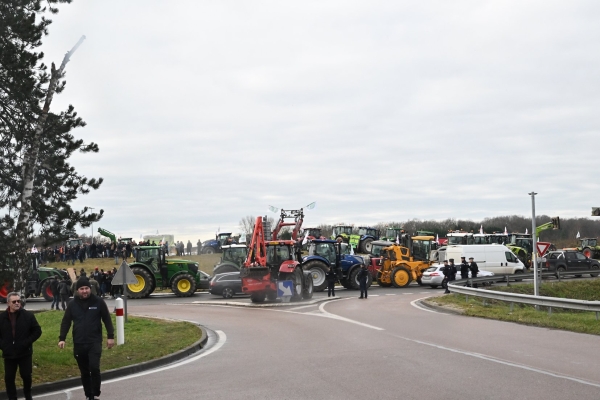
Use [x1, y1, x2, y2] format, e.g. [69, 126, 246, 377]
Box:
[0, 313, 210, 400]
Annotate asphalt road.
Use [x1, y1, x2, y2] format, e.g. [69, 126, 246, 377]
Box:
[29, 284, 600, 400]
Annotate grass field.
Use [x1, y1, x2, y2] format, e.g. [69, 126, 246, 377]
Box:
[0, 311, 202, 390]
[428, 280, 600, 335]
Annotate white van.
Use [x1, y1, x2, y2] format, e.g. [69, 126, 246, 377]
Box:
[445, 244, 525, 275]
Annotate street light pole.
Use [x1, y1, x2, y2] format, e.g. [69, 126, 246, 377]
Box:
[89, 207, 95, 244]
[529, 192, 538, 297]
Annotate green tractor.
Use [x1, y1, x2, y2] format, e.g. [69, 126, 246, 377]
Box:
[579, 238, 600, 259]
[212, 244, 249, 275]
[126, 246, 210, 299]
[0, 255, 71, 302]
[380, 227, 405, 242]
[331, 225, 380, 253]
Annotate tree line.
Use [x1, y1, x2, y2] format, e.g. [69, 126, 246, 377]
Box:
[310, 215, 600, 248]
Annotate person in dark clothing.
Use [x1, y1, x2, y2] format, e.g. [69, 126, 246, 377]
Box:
[0, 292, 42, 400]
[50, 276, 60, 310]
[357, 264, 369, 299]
[196, 240, 202, 255]
[59, 277, 115, 400]
[469, 257, 479, 288]
[443, 259, 457, 294]
[59, 278, 70, 310]
[186, 240, 192, 256]
[326, 268, 337, 297]
[460, 256, 469, 280]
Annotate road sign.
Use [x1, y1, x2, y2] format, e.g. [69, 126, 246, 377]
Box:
[111, 261, 138, 285]
[277, 280, 293, 297]
[536, 242, 551, 257]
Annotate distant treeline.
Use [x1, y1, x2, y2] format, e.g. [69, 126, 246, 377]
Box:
[312, 215, 600, 248]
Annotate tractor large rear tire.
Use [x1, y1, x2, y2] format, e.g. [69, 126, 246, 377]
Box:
[291, 268, 304, 301]
[128, 267, 154, 299]
[360, 238, 374, 254]
[213, 264, 239, 275]
[41, 280, 54, 302]
[302, 260, 328, 292]
[171, 273, 197, 297]
[203, 247, 216, 255]
[391, 266, 412, 288]
[349, 267, 372, 290]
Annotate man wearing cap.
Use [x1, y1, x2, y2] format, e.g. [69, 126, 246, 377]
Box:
[0, 292, 42, 400]
[460, 256, 470, 280]
[443, 259, 457, 294]
[58, 277, 114, 400]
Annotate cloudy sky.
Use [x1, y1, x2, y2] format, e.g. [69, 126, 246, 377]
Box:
[41, 1, 600, 242]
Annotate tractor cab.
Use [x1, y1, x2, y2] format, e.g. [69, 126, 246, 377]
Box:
[332, 225, 353, 238]
[135, 246, 166, 271]
[581, 238, 597, 248]
[303, 228, 323, 239]
[446, 231, 474, 245]
[307, 241, 337, 264]
[221, 245, 248, 267]
[489, 234, 509, 245]
[510, 234, 533, 253]
[266, 241, 297, 269]
[369, 240, 394, 257]
[358, 227, 378, 237]
[382, 228, 404, 241]
[217, 233, 233, 246]
[411, 236, 435, 261]
[473, 234, 490, 244]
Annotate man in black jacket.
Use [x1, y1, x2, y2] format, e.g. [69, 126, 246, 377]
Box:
[58, 277, 115, 400]
[460, 256, 470, 280]
[358, 264, 370, 299]
[469, 257, 479, 288]
[0, 292, 42, 400]
[443, 259, 457, 294]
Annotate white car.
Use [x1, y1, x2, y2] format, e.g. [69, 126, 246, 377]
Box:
[421, 264, 494, 289]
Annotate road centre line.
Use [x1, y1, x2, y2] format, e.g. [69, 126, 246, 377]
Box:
[37, 330, 227, 398]
[385, 294, 396, 296]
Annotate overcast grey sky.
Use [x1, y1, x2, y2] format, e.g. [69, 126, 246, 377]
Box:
[41, 1, 600, 242]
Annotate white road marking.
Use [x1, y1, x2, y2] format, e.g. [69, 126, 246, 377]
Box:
[286, 303, 321, 311]
[37, 330, 227, 398]
[369, 295, 380, 297]
[385, 294, 396, 296]
[402, 293, 414, 295]
[317, 301, 384, 331]
[409, 297, 439, 313]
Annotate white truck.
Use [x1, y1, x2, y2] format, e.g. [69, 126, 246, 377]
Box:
[444, 244, 526, 275]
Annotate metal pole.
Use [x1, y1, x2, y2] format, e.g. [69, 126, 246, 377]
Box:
[529, 192, 538, 297]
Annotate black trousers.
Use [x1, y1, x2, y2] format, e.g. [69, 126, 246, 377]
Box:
[327, 281, 335, 297]
[359, 280, 368, 298]
[74, 342, 103, 398]
[61, 293, 70, 310]
[4, 355, 33, 400]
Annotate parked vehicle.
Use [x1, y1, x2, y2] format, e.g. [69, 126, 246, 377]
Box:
[358, 240, 393, 281]
[444, 245, 526, 275]
[209, 272, 243, 298]
[201, 233, 234, 254]
[127, 246, 210, 298]
[377, 235, 436, 288]
[542, 250, 600, 277]
[302, 239, 371, 291]
[577, 238, 600, 259]
[241, 216, 313, 303]
[421, 264, 494, 289]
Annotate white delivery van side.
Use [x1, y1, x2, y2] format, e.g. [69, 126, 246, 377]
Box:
[445, 245, 525, 274]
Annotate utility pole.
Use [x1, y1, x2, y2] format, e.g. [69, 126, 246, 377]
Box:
[89, 207, 95, 244]
[529, 192, 539, 296]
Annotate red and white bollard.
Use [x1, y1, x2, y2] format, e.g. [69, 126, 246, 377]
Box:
[115, 297, 124, 345]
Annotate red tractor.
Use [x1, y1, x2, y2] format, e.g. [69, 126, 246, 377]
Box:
[241, 216, 314, 303]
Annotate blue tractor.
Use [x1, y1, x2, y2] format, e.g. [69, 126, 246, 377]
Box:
[200, 233, 233, 254]
[302, 239, 372, 292]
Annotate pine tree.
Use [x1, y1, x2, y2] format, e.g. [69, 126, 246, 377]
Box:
[0, 0, 103, 294]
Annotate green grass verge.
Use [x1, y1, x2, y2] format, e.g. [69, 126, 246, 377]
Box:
[428, 280, 600, 335]
[0, 311, 202, 390]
